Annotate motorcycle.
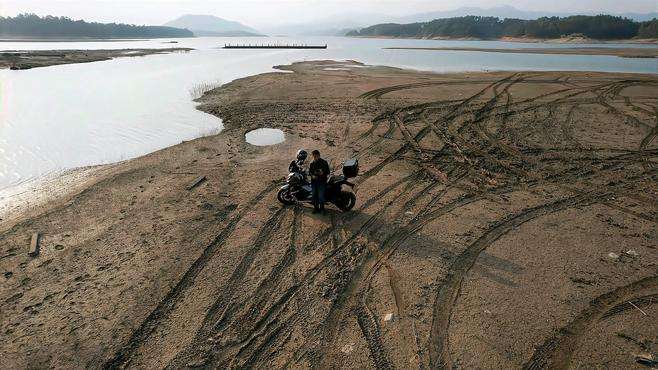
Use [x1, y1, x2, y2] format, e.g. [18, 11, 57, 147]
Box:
[277, 159, 358, 212]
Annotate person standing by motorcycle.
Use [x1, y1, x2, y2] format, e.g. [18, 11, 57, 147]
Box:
[309, 149, 330, 214]
[289, 149, 308, 175]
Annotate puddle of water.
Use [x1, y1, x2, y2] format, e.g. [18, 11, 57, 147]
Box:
[245, 128, 285, 146]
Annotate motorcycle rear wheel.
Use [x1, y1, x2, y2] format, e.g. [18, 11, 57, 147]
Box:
[337, 191, 356, 212]
[277, 188, 297, 205]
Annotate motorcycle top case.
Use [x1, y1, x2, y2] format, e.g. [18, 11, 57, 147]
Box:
[342, 159, 359, 178]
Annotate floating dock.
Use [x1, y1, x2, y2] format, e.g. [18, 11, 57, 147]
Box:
[223, 44, 327, 49]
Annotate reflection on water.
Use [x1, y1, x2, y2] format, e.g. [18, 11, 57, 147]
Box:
[245, 128, 285, 146]
[0, 36, 656, 190]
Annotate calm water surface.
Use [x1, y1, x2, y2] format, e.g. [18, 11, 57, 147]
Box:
[245, 128, 286, 146]
[1, 36, 656, 192]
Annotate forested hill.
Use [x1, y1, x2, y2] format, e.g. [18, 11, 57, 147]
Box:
[0, 14, 194, 39]
[347, 15, 658, 40]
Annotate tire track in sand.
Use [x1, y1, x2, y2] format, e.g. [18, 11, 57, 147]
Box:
[427, 193, 603, 369]
[166, 206, 289, 368]
[523, 276, 658, 370]
[104, 183, 279, 369]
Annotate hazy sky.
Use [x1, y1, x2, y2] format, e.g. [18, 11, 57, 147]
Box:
[2, 0, 657, 27]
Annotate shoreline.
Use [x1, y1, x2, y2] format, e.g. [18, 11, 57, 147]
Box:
[1, 60, 656, 369]
[0, 164, 122, 230]
[0, 38, 148, 42]
[0, 47, 193, 70]
[0, 36, 195, 42]
[384, 46, 658, 58]
[350, 34, 658, 44]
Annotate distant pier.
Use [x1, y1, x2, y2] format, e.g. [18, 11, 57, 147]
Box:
[223, 43, 327, 49]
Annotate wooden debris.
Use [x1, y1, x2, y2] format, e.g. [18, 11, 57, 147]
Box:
[629, 301, 648, 316]
[635, 353, 657, 367]
[187, 176, 207, 191]
[29, 233, 41, 257]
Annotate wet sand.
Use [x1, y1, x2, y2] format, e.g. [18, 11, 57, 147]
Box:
[1, 61, 657, 369]
[0, 48, 192, 70]
[384, 46, 658, 58]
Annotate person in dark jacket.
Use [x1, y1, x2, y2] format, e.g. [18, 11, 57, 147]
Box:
[289, 149, 308, 176]
[309, 149, 330, 214]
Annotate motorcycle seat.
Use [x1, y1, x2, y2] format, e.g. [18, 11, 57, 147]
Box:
[328, 175, 346, 184]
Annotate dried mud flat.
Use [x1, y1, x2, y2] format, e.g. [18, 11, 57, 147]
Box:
[1, 60, 657, 369]
[0, 48, 192, 70]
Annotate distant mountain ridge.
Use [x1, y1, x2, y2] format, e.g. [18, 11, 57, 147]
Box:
[348, 15, 658, 40]
[261, 5, 658, 36]
[0, 14, 193, 39]
[398, 5, 658, 23]
[164, 15, 263, 37]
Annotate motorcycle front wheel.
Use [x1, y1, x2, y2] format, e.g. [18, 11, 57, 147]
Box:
[277, 188, 297, 205]
[337, 191, 356, 212]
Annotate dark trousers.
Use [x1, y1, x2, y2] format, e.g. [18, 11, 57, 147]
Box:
[312, 180, 326, 211]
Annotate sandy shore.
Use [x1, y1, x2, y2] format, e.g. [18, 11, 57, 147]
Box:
[1, 61, 657, 369]
[0, 48, 192, 70]
[0, 165, 123, 229]
[385, 46, 658, 58]
[353, 35, 658, 44]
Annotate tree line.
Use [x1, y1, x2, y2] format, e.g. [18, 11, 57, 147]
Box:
[0, 14, 194, 39]
[348, 15, 658, 40]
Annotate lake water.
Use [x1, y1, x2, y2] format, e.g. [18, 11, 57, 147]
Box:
[0, 36, 656, 194]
